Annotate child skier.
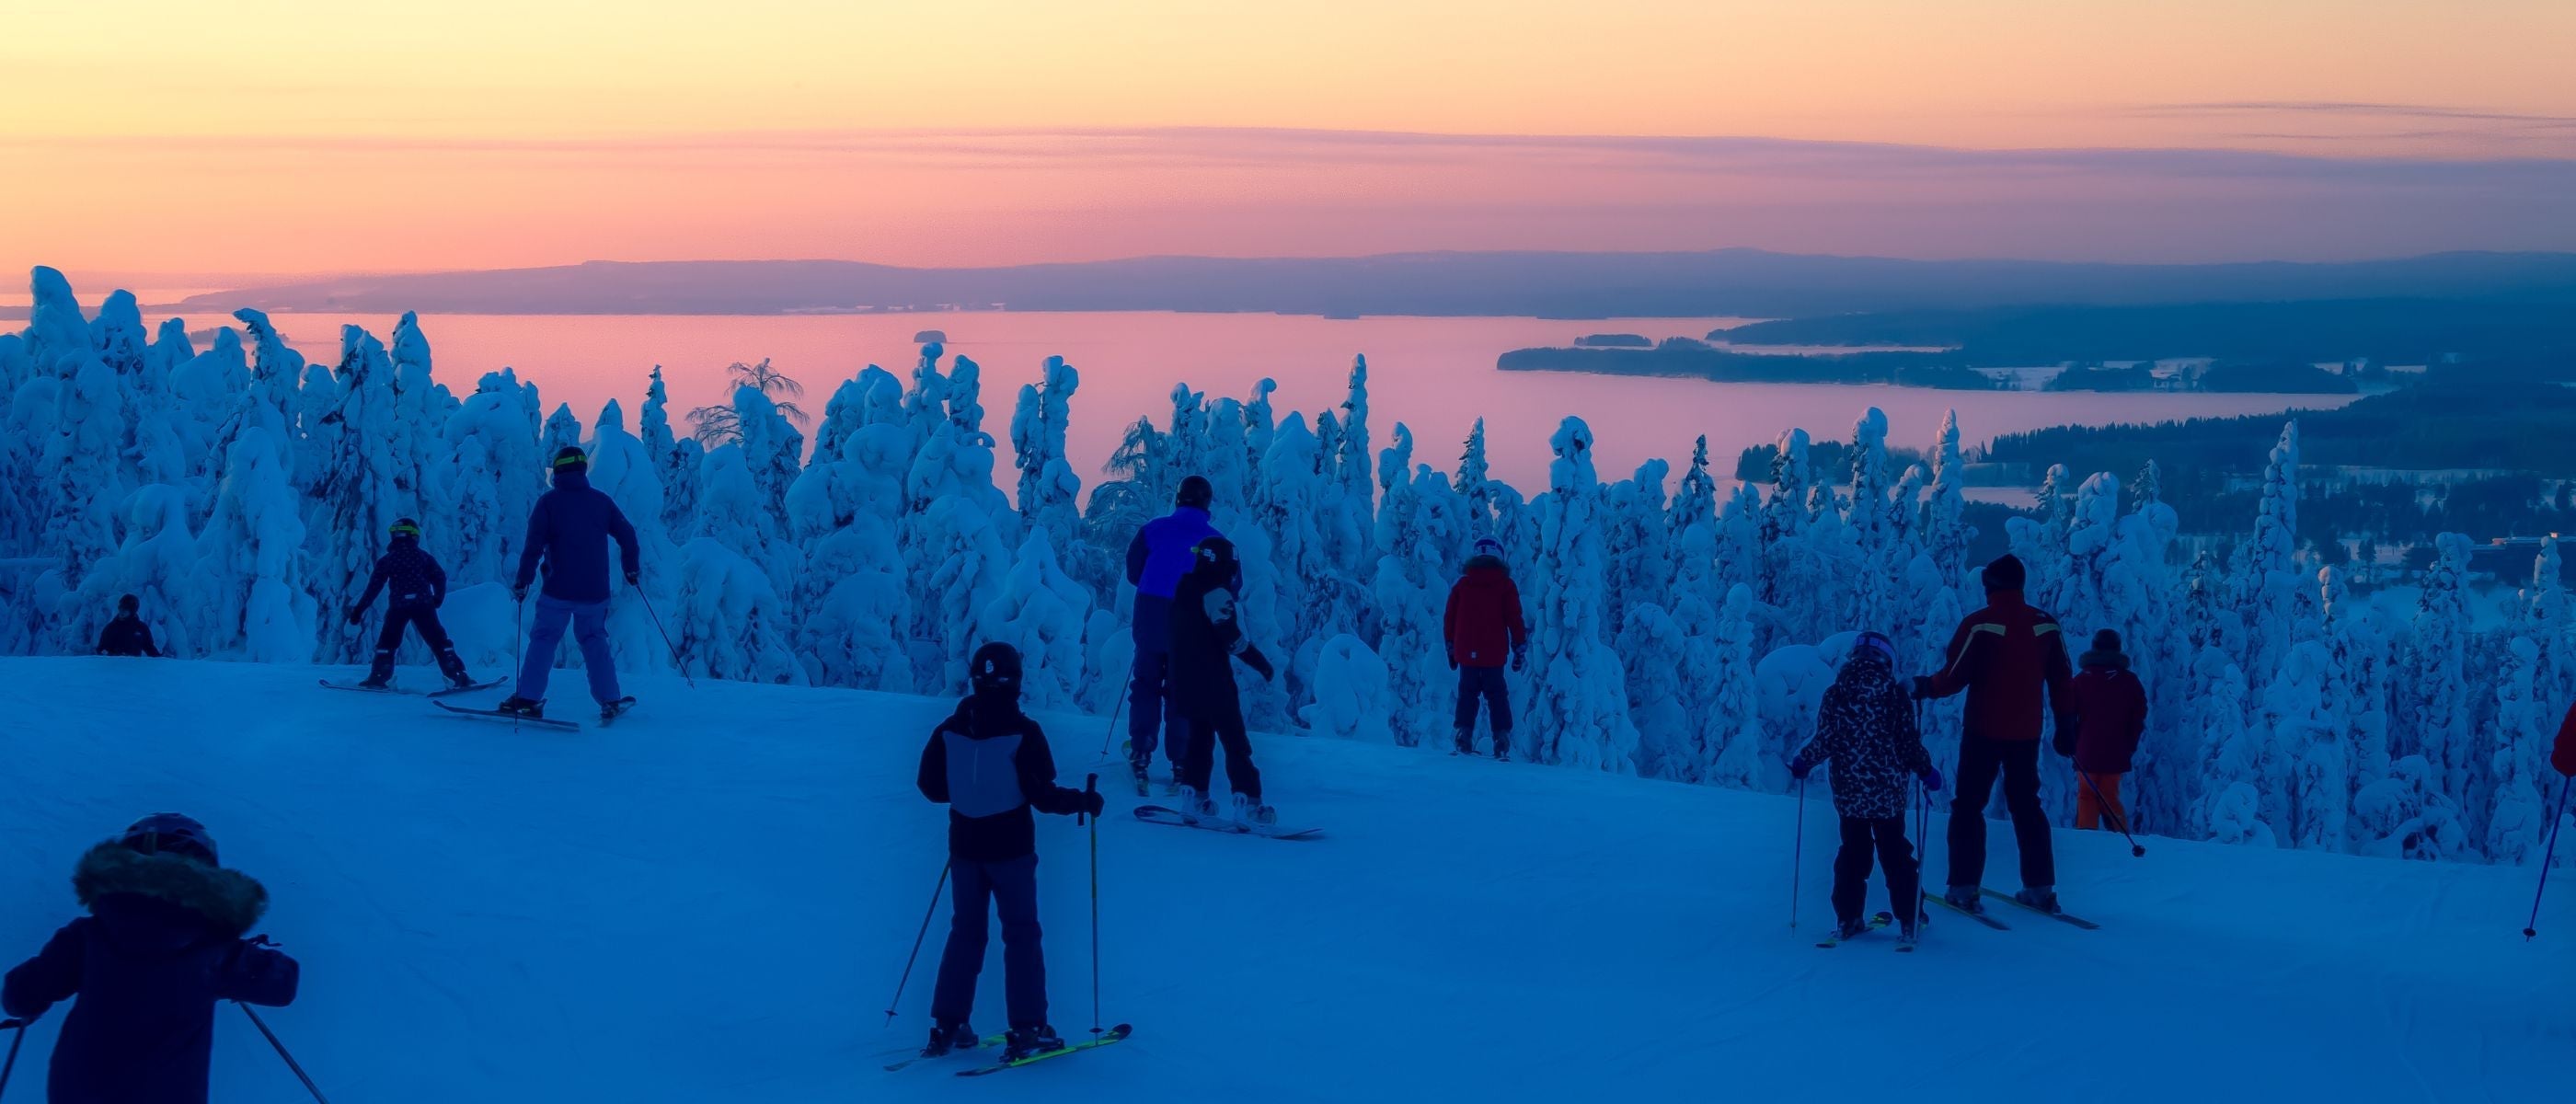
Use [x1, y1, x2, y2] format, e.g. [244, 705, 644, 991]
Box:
[94, 593, 161, 657]
[3, 813, 301, 1104]
[2063, 628, 2147, 833]
[1169, 536, 1278, 823]
[1790, 632, 1942, 941]
[347, 517, 477, 690]
[916, 642, 1104, 1063]
[1443, 535, 1528, 758]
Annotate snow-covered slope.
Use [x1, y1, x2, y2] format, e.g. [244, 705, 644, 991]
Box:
[0, 657, 2564, 1101]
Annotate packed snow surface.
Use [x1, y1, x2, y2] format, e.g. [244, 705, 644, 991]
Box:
[0, 657, 2564, 1101]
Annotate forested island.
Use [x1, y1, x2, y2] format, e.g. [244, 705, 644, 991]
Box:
[1496, 338, 2002, 389]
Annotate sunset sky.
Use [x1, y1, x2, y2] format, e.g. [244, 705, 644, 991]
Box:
[6, 0, 2573, 279]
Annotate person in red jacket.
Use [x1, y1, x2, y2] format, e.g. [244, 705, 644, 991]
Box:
[1912, 554, 2078, 915]
[2062, 628, 2146, 833]
[1443, 536, 1529, 759]
[2554, 699, 2576, 780]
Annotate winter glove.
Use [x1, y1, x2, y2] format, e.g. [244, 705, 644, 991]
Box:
[626, 569, 641, 587]
[1788, 759, 1812, 782]
[512, 584, 530, 603]
[1510, 645, 1527, 673]
[344, 606, 363, 626]
[1082, 790, 1107, 818]
[1240, 647, 1277, 682]
[1445, 645, 1457, 671]
[1921, 767, 1943, 792]
[2053, 731, 2076, 758]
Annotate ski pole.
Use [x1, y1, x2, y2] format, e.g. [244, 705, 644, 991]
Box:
[0, 1018, 27, 1099]
[2526, 776, 2570, 940]
[631, 581, 696, 689]
[1097, 694, 1129, 761]
[237, 1004, 331, 1104]
[512, 592, 527, 691]
[1084, 773, 1103, 1039]
[884, 860, 952, 1027]
[2079, 769, 2147, 857]
[1789, 777, 1807, 932]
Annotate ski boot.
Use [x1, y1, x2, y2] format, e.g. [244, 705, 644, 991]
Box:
[437, 650, 477, 690]
[923, 1020, 979, 1057]
[1453, 730, 1477, 756]
[357, 673, 394, 691]
[600, 696, 637, 722]
[1177, 786, 1219, 820]
[1943, 886, 1984, 914]
[1834, 915, 1871, 941]
[1128, 757, 1151, 798]
[494, 696, 545, 719]
[2014, 886, 2061, 914]
[1232, 792, 1277, 826]
[1898, 913, 1922, 944]
[1002, 1024, 1064, 1062]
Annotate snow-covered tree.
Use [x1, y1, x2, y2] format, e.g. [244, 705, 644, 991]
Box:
[785, 376, 913, 693]
[307, 327, 406, 665]
[1705, 584, 1770, 790]
[2485, 637, 2557, 864]
[1370, 426, 1461, 747]
[2403, 533, 2477, 808]
[1617, 601, 1691, 776]
[587, 398, 685, 679]
[189, 428, 316, 661]
[1604, 459, 1671, 638]
[975, 529, 1095, 709]
[642, 367, 697, 535]
[2237, 422, 2305, 677]
[2267, 641, 2345, 850]
[1010, 356, 1086, 584]
[1524, 418, 1639, 772]
[440, 371, 547, 588]
[1300, 635, 1395, 744]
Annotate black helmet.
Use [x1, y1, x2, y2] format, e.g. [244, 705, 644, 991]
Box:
[552, 445, 590, 475]
[1192, 535, 1237, 576]
[1175, 475, 1213, 510]
[970, 642, 1023, 696]
[117, 592, 140, 612]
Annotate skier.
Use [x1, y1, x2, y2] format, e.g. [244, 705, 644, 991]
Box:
[1911, 553, 2078, 914]
[1123, 475, 1222, 790]
[345, 517, 477, 690]
[916, 642, 1105, 1063]
[497, 446, 642, 721]
[3, 813, 300, 1104]
[1168, 535, 1277, 823]
[1789, 632, 1942, 941]
[94, 593, 161, 657]
[1443, 535, 1529, 758]
[2063, 628, 2146, 833]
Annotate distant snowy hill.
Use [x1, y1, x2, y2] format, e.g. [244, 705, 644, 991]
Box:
[0, 657, 2564, 1101]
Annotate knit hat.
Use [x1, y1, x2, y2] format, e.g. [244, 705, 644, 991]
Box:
[1982, 554, 2027, 592]
[2092, 628, 2122, 653]
[1473, 536, 1503, 558]
[117, 593, 140, 613]
[121, 812, 217, 866]
[1175, 475, 1213, 510]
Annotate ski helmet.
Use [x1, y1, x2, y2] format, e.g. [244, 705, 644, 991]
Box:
[1848, 630, 1898, 670]
[117, 593, 140, 613]
[1175, 475, 1213, 510]
[389, 517, 422, 538]
[552, 445, 590, 475]
[121, 812, 217, 866]
[1192, 535, 1237, 576]
[970, 642, 1023, 696]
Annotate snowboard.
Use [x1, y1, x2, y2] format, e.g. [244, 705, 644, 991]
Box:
[1133, 804, 1324, 840]
[320, 678, 505, 699]
[955, 1024, 1132, 1077]
[1981, 888, 2100, 930]
[431, 700, 581, 731]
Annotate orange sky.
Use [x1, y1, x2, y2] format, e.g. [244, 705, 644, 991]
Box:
[6, 0, 2573, 277]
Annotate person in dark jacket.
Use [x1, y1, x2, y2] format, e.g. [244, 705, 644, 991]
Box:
[2063, 628, 2147, 833]
[95, 593, 162, 657]
[1168, 536, 1277, 822]
[498, 446, 642, 720]
[346, 518, 477, 690]
[1443, 535, 1529, 758]
[3, 813, 300, 1104]
[1912, 554, 2079, 914]
[1123, 476, 1222, 788]
[1791, 633, 1942, 940]
[916, 643, 1103, 1063]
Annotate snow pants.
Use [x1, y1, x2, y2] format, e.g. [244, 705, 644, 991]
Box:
[1946, 735, 2055, 891]
[1834, 815, 1919, 926]
[1453, 665, 1513, 753]
[2076, 771, 2128, 832]
[1179, 704, 1262, 803]
[371, 607, 469, 683]
[1126, 645, 1190, 771]
[516, 595, 620, 705]
[930, 855, 1048, 1030]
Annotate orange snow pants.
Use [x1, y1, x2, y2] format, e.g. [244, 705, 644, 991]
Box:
[2076, 772, 2126, 832]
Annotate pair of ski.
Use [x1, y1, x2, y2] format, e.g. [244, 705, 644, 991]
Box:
[1921, 888, 2102, 931]
[1132, 804, 1324, 841]
[318, 677, 503, 699]
[1814, 911, 1918, 952]
[882, 1024, 1133, 1076]
[430, 697, 635, 731]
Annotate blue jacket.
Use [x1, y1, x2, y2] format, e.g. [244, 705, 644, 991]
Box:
[4, 845, 300, 1104]
[1125, 507, 1220, 649]
[916, 695, 1089, 863]
[514, 469, 642, 604]
[354, 535, 446, 612]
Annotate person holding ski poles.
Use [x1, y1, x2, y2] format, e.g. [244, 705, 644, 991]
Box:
[1443, 535, 1528, 759]
[1790, 632, 1941, 942]
[2064, 628, 2146, 833]
[1912, 553, 2079, 915]
[1169, 535, 1279, 824]
[95, 593, 162, 657]
[1123, 475, 1222, 792]
[347, 517, 478, 690]
[916, 642, 1104, 1063]
[496, 446, 642, 722]
[4, 813, 301, 1104]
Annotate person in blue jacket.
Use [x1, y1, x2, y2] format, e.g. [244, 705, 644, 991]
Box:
[346, 517, 477, 690]
[497, 446, 643, 721]
[3, 813, 300, 1104]
[916, 642, 1103, 1063]
[1122, 475, 1221, 790]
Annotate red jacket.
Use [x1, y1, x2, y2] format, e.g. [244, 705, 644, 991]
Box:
[1918, 590, 2076, 743]
[2553, 701, 2576, 778]
[2064, 653, 2146, 773]
[1443, 557, 1528, 668]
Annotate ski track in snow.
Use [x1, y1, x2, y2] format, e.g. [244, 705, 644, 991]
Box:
[0, 655, 2566, 1102]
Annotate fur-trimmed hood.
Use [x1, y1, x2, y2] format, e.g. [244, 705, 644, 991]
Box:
[74, 843, 269, 939]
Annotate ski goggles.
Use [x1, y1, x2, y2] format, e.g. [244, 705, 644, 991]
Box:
[1852, 631, 1898, 667]
[388, 522, 421, 537]
[552, 451, 589, 469]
